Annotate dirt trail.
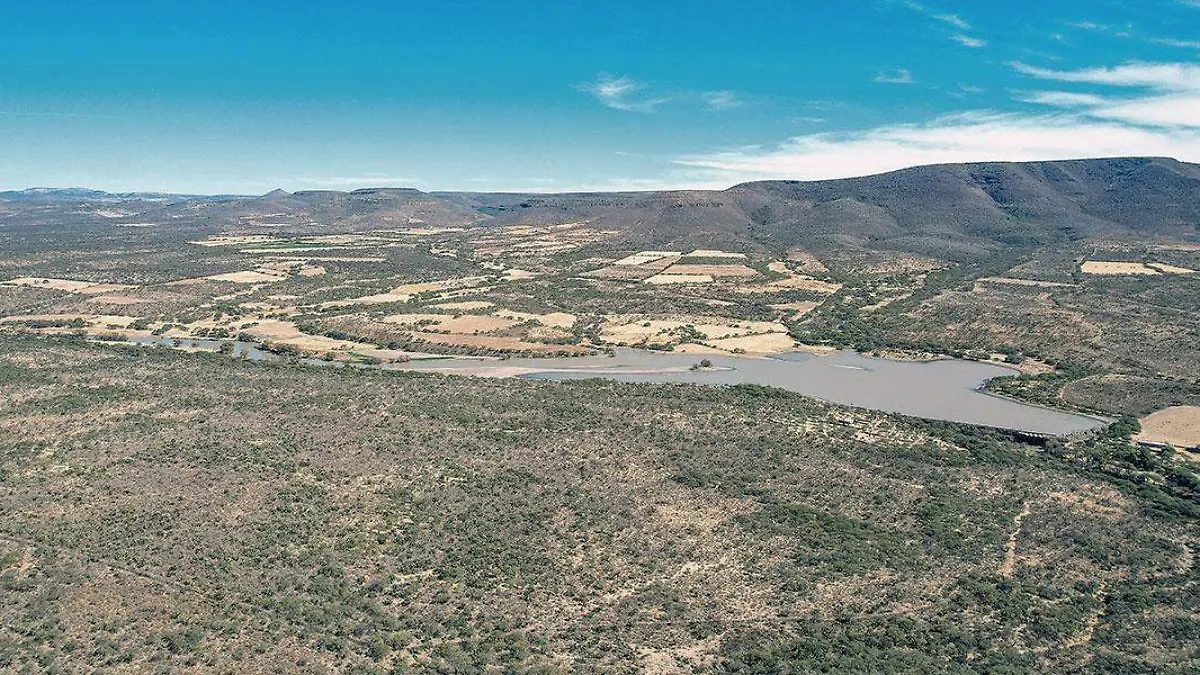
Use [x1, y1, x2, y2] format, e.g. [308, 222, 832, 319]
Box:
[1062, 582, 1108, 652]
[1000, 501, 1032, 578]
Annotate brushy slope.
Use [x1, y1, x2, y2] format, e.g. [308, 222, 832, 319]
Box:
[1, 337, 1196, 673]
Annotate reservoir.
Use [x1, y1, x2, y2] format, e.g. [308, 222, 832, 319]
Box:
[122, 338, 1106, 436]
[398, 348, 1107, 436]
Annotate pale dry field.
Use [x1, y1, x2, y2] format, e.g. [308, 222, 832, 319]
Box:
[1136, 406, 1200, 448]
[383, 313, 521, 333]
[599, 316, 788, 347]
[662, 263, 758, 277]
[2, 277, 137, 295]
[705, 332, 798, 354]
[1080, 261, 1160, 275]
[205, 270, 289, 283]
[686, 249, 746, 259]
[188, 235, 279, 247]
[769, 300, 822, 316]
[493, 309, 576, 328]
[975, 277, 1075, 288]
[406, 331, 592, 354]
[643, 273, 714, 285]
[1147, 262, 1195, 274]
[740, 275, 843, 294]
[613, 251, 682, 266]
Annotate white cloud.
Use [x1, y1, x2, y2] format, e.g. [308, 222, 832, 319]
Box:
[1018, 91, 1109, 107]
[1011, 61, 1200, 91]
[1011, 61, 1200, 128]
[1087, 93, 1200, 127]
[702, 90, 743, 111]
[952, 34, 987, 48]
[576, 73, 667, 112]
[874, 68, 915, 84]
[902, 1, 970, 29]
[1153, 37, 1200, 49]
[671, 111, 1200, 183]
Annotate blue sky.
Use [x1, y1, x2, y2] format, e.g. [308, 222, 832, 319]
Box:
[1, 0, 1198, 193]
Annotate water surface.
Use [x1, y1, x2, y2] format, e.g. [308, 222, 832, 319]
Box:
[401, 348, 1106, 436]
[121, 338, 1105, 436]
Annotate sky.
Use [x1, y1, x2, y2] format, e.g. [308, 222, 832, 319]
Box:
[1, 0, 1198, 194]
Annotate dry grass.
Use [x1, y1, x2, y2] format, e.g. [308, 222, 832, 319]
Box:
[741, 275, 842, 294]
[1080, 261, 1161, 275]
[1136, 406, 1200, 448]
[661, 264, 758, 277]
[383, 313, 521, 333]
[433, 300, 495, 310]
[322, 276, 490, 308]
[685, 249, 746, 259]
[644, 274, 714, 285]
[494, 309, 576, 329]
[769, 301, 822, 316]
[975, 277, 1075, 289]
[613, 251, 682, 266]
[2, 277, 137, 295]
[407, 331, 592, 353]
[599, 316, 787, 347]
[1146, 262, 1195, 274]
[86, 295, 143, 305]
[188, 235, 279, 247]
[704, 332, 797, 354]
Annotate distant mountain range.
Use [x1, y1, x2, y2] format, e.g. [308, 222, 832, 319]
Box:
[6, 157, 1199, 257]
[0, 187, 216, 203]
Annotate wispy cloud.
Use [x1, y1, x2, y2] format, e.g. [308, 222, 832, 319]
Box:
[1011, 61, 1200, 128]
[899, 1, 986, 46]
[1153, 37, 1200, 49]
[672, 111, 1200, 183]
[663, 59, 1200, 186]
[702, 90, 743, 111]
[952, 34, 987, 48]
[1017, 91, 1108, 107]
[576, 73, 667, 112]
[902, 1, 970, 29]
[874, 68, 915, 84]
[1011, 61, 1200, 90]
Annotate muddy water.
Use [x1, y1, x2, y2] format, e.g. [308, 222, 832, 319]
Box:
[120, 338, 1105, 435]
[400, 348, 1107, 435]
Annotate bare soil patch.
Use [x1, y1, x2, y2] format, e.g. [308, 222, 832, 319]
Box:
[2, 277, 137, 295]
[613, 251, 682, 266]
[87, 295, 143, 305]
[433, 300, 495, 311]
[407, 332, 592, 354]
[494, 309, 576, 328]
[1146, 262, 1195, 274]
[644, 274, 714, 285]
[705, 332, 797, 354]
[769, 300, 821, 316]
[662, 264, 758, 277]
[685, 249, 746, 259]
[1080, 261, 1160, 275]
[384, 313, 521, 333]
[1136, 406, 1200, 448]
